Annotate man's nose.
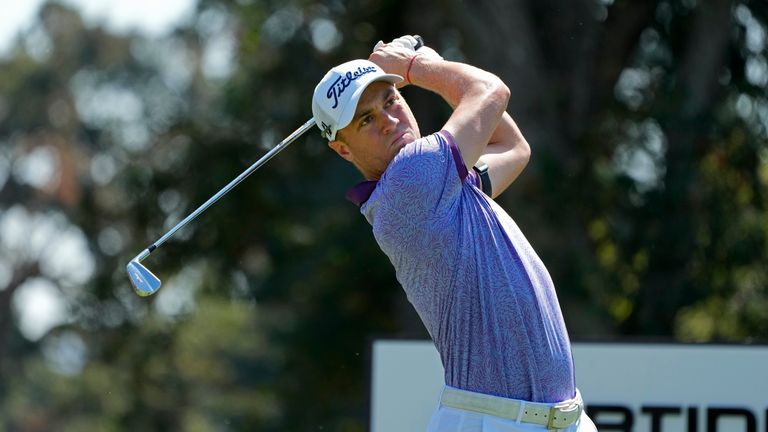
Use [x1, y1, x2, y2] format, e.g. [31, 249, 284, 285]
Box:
[380, 112, 399, 133]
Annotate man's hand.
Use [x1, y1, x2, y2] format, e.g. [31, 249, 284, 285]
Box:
[369, 44, 414, 79]
[370, 35, 443, 86]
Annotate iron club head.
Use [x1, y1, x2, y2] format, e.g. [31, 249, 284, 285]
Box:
[127, 260, 161, 297]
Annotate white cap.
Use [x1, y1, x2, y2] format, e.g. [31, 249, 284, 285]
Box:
[312, 59, 403, 141]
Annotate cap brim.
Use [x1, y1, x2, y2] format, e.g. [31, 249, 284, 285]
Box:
[334, 73, 403, 136]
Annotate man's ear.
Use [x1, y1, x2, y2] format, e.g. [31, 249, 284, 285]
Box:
[328, 139, 353, 162]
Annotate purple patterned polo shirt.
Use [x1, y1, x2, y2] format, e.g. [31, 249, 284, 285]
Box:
[347, 131, 575, 403]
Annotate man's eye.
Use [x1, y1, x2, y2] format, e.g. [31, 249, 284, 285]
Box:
[360, 115, 372, 126]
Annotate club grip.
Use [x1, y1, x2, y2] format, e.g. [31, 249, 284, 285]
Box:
[414, 35, 425, 50]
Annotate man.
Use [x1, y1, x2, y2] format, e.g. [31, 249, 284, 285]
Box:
[311, 36, 596, 431]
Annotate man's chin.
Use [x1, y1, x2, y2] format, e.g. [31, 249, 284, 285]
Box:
[393, 140, 409, 153]
[393, 132, 417, 149]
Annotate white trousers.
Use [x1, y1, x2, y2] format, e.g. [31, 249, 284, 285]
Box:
[426, 388, 598, 432]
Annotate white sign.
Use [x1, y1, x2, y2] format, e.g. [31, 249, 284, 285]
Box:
[370, 341, 768, 432]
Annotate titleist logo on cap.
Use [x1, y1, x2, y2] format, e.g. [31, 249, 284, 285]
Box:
[326, 66, 377, 109]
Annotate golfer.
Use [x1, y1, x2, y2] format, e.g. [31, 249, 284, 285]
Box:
[312, 36, 596, 431]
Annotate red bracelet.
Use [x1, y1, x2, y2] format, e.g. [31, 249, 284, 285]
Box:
[406, 53, 422, 84]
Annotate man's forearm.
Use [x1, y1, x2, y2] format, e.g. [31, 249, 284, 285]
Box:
[369, 43, 511, 172]
[407, 57, 500, 110]
[411, 57, 529, 197]
[406, 56, 510, 169]
[477, 112, 531, 198]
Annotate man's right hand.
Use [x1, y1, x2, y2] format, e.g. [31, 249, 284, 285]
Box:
[370, 37, 444, 88]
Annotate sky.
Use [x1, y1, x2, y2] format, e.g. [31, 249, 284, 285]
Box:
[0, 0, 197, 57]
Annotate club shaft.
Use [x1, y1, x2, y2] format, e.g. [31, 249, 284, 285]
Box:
[137, 117, 315, 261]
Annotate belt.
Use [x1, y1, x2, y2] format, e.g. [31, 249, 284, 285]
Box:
[440, 387, 583, 430]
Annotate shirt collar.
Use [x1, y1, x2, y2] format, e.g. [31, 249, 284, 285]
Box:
[345, 180, 378, 207]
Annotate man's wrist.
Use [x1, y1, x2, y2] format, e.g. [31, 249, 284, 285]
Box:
[406, 53, 423, 84]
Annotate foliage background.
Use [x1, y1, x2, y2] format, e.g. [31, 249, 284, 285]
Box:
[1, 0, 766, 430]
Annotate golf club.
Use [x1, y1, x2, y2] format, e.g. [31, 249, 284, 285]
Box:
[127, 117, 316, 296]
